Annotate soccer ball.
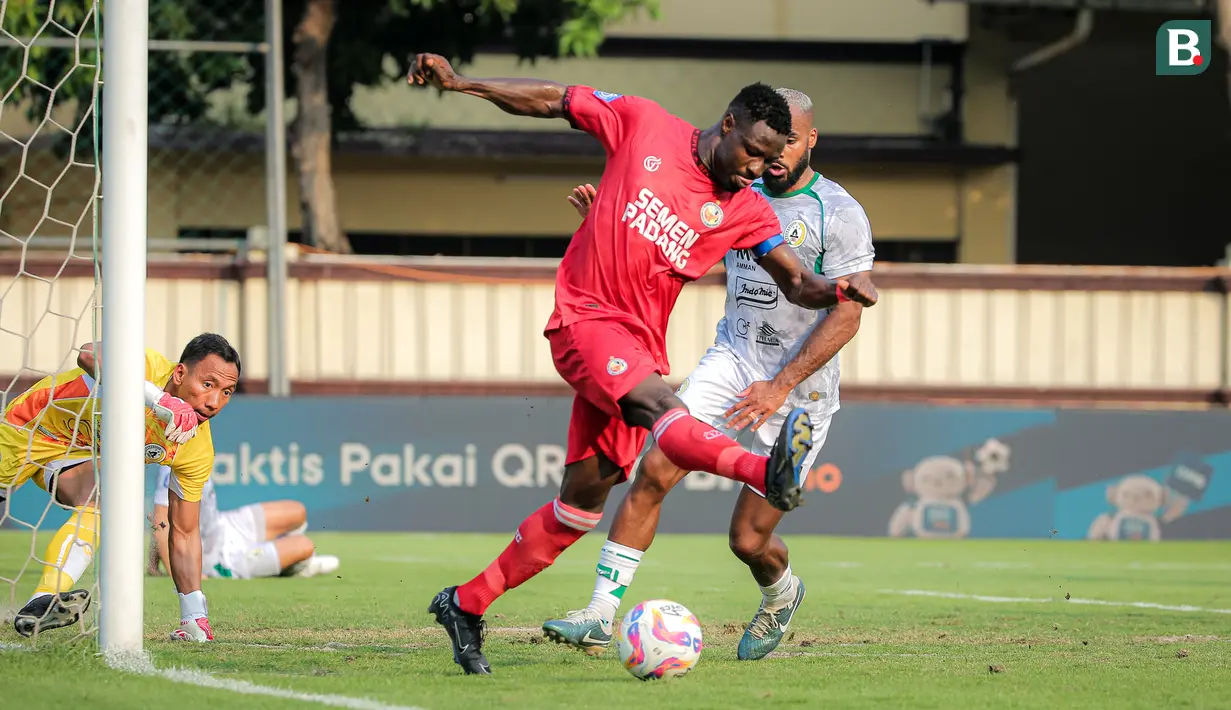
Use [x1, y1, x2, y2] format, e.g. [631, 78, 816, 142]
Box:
[616, 599, 703, 680]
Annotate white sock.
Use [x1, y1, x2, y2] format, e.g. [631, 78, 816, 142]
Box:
[587, 541, 643, 625]
[178, 590, 208, 622]
[27, 591, 52, 604]
[760, 565, 795, 606]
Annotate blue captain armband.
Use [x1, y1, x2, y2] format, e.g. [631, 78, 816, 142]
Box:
[750, 234, 784, 259]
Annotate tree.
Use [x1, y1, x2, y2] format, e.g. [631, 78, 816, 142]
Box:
[3, 0, 658, 254]
[262, 0, 659, 253]
[1, 1, 257, 141]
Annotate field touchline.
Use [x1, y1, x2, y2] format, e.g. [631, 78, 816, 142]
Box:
[103, 650, 430, 710]
[881, 589, 1231, 614]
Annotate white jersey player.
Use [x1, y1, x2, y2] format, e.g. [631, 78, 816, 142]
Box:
[149, 465, 340, 580]
[694, 168, 873, 475]
[544, 88, 875, 661]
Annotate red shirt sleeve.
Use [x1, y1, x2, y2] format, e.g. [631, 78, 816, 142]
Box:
[563, 85, 662, 155]
[732, 194, 785, 255]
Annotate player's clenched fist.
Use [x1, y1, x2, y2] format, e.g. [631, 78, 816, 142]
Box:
[408, 53, 461, 91]
[835, 272, 878, 307]
[144, 381, 201, 445]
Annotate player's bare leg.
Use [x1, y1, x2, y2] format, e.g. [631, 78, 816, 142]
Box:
[543, 374, 813, 653]
[543, 445, 688, 653]
[729, 486, 806, 661]
[429, 452, 624, 674]
[618, 374, 811, 513]
[251, 500, 339, 577]
[260, 500, 309, 539]
[14, 462, 96, 638]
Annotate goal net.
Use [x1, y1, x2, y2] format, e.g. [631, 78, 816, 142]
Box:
[0, 1, 104, 646]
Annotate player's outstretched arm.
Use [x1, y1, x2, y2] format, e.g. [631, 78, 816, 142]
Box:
[725, 272, 867, 431]
[167, 490, 213, 640]
[770, 274, 865, 389]
[167, 492, 203, 594]
[147, 504, 171, 576]
[408, 53, 566, 119]
[758, 245, 879, 309]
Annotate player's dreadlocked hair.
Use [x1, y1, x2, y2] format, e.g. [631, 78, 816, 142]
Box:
[727, 83, 792, 136]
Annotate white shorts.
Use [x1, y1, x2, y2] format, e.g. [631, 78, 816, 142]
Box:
[676, 345, 833, 496]
[205, 504, 281, 579]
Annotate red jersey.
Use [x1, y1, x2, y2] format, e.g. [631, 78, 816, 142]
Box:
[545, 86, 785, 375]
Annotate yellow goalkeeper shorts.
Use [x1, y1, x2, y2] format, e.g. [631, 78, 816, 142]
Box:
[0, 428, 92, 499]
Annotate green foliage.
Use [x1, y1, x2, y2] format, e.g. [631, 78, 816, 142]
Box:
[1, 0, 657, 148]
[1, 1, 100, 125]
[243, 0, 657, 131]
[1, 0, 258, 135]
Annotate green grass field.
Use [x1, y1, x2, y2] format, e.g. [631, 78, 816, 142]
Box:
[1, 532, 1229, 709]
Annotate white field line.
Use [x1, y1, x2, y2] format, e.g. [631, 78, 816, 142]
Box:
[0, 646, 430, 710]
[882, 589, 1231, 614]
[104, 650, 430, 710]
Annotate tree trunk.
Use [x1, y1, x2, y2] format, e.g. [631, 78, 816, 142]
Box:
[291, 0, 351, 254]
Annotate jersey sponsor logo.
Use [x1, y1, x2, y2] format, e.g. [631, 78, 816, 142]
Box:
[785, 219, 807, 248]
[730, 249, 758, 272]
[594, 90, 622, 102]
[607, 357, 628, 376]
[756, 322, 782, 347]
[623, 187, 701, 270]
[734, 276, 778, 310]
[643, 155, 661, 172]
[700, 201, 724, 228]
[145, 443, 167, 463]
[734, 317, 751, 338]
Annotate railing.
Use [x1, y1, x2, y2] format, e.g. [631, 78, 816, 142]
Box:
[2, 252, 1227, 406]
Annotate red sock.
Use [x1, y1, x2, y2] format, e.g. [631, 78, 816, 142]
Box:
[652, 408, 767, 492]
[455, 498, 601, 616]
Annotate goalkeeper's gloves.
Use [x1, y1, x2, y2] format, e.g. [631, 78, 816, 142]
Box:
[144, 381, 201, 445]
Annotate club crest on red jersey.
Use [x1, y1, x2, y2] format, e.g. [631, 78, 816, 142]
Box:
[643, 155, 661, 172]
[700, 201, 723, 228]
[607, 357, 628, 376]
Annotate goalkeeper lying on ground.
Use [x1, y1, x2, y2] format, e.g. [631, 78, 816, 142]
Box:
[0, 333, 239, 641]
[147, 465, 339, 580]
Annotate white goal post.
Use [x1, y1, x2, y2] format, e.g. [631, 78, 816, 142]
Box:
[99, 0, 149, 654]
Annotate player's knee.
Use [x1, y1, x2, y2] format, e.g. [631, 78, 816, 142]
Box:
[628, 468, 671, 504]
[288, 500, 308, 525]
[618, 379, 684, 429]
[728, 526, 768, 562]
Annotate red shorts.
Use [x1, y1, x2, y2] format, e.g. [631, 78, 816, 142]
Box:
[547, 319, 660, 474]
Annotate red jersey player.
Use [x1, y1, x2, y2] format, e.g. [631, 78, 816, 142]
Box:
[409, 53, 878, 675]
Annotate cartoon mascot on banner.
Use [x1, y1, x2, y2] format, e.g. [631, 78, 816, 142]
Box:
[1087, 455, 1213, 542]
[888, 438, 1010, 539]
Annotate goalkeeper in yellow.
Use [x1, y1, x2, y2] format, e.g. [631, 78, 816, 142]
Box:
[0, 333, 240, 641]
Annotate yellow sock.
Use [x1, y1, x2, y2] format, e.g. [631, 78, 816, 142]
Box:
[33, 506, 100, 597]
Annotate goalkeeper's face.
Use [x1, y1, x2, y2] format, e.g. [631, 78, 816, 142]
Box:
[170, 354, 240, 421]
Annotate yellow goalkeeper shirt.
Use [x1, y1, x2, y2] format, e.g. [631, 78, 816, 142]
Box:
[0, 348, 214, 502]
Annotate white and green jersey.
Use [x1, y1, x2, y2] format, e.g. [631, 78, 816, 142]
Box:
[714, 172, 875, 417]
